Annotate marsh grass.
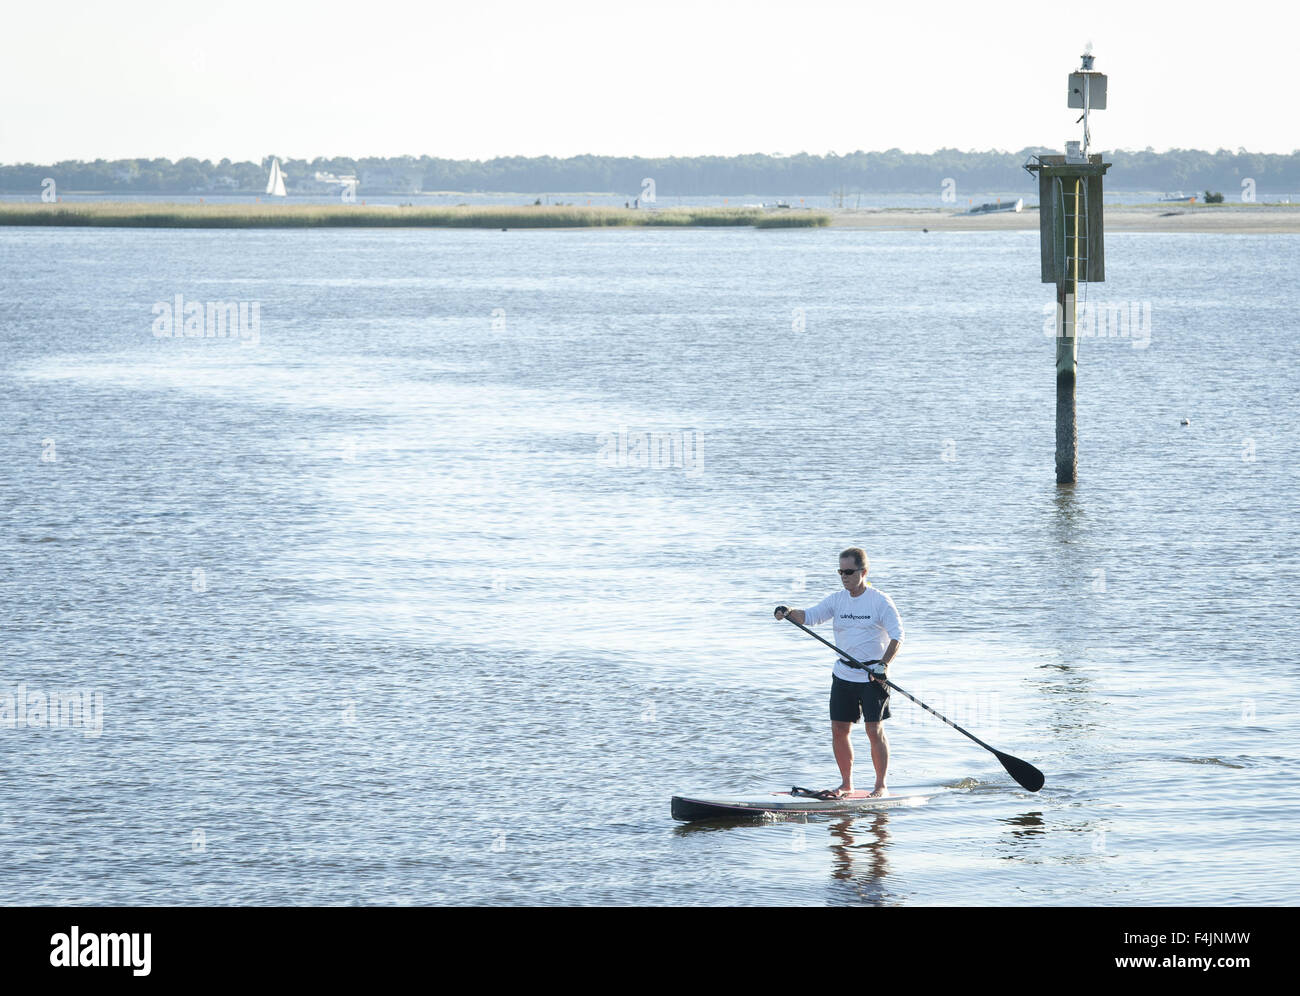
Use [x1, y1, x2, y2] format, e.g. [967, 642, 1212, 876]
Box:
[753, 212, 832, 228]
[0, 201, 832, 229]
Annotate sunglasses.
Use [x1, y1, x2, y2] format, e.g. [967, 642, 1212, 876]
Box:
[837, 568, 863, 576]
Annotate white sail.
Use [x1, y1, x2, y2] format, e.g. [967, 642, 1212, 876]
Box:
[266, 158, 286, 197]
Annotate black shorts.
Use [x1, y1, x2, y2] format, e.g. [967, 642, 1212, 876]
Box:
[830, 674, 891, 724]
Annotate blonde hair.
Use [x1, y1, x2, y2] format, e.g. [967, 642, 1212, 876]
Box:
[839, 547, 869, 572]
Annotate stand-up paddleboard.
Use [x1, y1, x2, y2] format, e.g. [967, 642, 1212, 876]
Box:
[671, 787, 936, 822]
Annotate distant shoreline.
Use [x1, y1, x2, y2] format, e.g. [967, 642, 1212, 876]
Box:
[829, 204, 1300, 233]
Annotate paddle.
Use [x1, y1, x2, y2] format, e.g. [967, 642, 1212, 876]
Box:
[780, 615, 1045, 792]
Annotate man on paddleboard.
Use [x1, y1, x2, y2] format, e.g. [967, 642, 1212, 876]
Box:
[774, 547, 904, 799]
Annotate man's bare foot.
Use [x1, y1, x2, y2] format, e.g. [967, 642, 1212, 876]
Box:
[867, 785, 888, 798]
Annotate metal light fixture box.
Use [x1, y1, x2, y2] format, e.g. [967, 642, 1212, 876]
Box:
[1068, 72, 1107, 109]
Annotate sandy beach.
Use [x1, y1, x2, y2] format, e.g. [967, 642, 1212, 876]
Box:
[829, 205, 1300, 233]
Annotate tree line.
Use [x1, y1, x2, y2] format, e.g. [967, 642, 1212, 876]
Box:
[3, 149, 1298, 195]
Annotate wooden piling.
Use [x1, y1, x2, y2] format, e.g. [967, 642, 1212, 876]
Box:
[1056, 279, 1077, 483]
[1025, 155, 1110, 484]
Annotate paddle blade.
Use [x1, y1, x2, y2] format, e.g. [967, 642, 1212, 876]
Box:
[994, 750, 1045, 792]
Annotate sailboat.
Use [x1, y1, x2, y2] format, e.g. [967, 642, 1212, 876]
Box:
[265, 158, 287, 197]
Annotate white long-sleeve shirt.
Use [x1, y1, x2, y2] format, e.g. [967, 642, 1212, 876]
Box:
[803, 586, 904, 682]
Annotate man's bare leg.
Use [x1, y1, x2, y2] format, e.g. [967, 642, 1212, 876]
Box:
[831, 720, 854, 792]
[863, 721, 889, 796]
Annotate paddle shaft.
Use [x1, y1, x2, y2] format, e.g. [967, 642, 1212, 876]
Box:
[781, 614, 1043, 791]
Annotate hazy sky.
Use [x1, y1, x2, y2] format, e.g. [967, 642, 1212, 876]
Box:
[3, 0, 1290, 163]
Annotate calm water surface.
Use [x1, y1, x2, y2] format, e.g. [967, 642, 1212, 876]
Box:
[1, 225, 1296, 905]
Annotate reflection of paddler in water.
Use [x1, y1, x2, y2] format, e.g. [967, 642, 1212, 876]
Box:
[826, 811, 892, 894]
